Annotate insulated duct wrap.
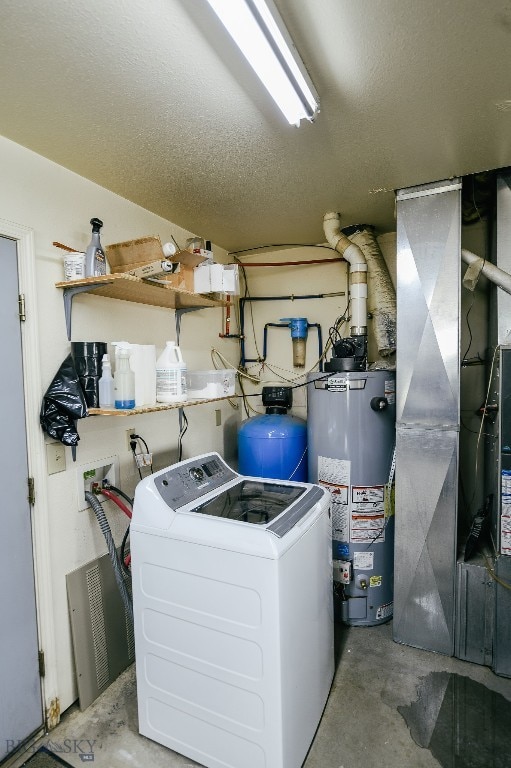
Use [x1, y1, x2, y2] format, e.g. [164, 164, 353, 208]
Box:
[347, 227, 397, 357]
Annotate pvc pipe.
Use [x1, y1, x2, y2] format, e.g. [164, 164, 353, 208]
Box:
[323, 212, 367, 335]
[462, 249, 511, 296]
[348, 227, 396, 357]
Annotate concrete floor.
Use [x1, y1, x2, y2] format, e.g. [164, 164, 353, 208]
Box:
[17, 621, 511, 768]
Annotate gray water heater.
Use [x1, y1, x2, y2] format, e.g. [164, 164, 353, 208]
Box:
[307, 370, 396, 625]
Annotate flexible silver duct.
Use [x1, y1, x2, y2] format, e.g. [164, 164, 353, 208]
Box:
[347, 227, 396, 357]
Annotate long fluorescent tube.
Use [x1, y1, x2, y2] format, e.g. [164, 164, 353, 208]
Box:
[206, 0, 319, 126]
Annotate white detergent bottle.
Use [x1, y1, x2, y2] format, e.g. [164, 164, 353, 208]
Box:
[98, 353, 114, 408]
[156, 341, 187, 403]
[113, 344, 135, 409]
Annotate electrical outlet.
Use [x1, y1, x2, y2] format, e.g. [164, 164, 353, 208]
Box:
[125, 427, 136, 452]
[46, 442, 66, 474]
[77, 456, 119, 511]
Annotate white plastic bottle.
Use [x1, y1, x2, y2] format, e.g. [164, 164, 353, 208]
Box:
[114, 345, 135, 409]
[156, 341, 187, 403]
[98, 353, 114, 408]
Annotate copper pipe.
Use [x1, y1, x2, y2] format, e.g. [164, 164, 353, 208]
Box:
[236, 257, 343, 267]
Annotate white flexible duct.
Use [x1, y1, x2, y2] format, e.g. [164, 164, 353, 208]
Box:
[348, 227, 396, 357]
[462, 249, 511, 295]
[323, 212, 368, 335]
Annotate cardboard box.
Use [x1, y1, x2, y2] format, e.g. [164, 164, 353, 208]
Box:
[146, 263, 195, 292]
[178, 248, 214, 268]
[105, 235, 164, 270]
[121, 260, 176, 278]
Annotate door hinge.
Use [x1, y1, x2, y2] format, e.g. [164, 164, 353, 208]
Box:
[18, 293, 26, 321]
[38, 650, 45, 678]
[28, 477, 35, 506]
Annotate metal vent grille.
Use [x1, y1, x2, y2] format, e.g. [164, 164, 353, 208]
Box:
[86, 565, 109, 690]
[67, 551, 134, 710]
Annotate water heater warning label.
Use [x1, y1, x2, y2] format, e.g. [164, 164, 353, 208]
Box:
[353, 551, 374, 570]
[318, 456, 350, 541]
[350, 485, 385, 543]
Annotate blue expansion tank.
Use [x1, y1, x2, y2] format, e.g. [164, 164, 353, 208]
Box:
[238, 386, 307, 481]
[238, 413, 307, 481]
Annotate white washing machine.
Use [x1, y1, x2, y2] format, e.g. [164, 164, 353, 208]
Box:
[131, 452, 334, 768]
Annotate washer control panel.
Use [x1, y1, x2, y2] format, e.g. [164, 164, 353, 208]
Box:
[154, 453, 237, 510]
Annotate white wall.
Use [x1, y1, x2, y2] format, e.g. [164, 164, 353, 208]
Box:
[0, 135, 240, 713]
[235, 241, 396, 418]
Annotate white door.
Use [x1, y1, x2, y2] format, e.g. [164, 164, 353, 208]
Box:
[0, 236, 43, 761]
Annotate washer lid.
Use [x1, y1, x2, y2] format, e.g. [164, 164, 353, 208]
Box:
[189, 480, 324, 538]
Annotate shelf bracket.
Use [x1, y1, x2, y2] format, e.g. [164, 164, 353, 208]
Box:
[62, 281, 114, 340]
[175, 306, 209, 345]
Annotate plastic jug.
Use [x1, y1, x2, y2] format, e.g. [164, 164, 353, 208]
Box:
[156, 341, 187, 403]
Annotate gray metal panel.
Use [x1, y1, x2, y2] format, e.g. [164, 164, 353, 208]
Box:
[67, 551, 134, 710]
[455, 558, 494, 666]
[494, 554, 511, 677]
[394, 427, 458, 654]
[0, 237, 43, 761]
[396, 182, 461, 427]
[394, 180, 460, 656]
[267, 485, 325, 537]
[496, 174, 511, 344]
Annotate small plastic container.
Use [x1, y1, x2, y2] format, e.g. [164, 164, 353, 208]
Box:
[63, 252, 85, 281]
[186, 370, 236, 400]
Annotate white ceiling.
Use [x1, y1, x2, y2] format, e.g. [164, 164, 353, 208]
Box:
[1, 0, 511, 251]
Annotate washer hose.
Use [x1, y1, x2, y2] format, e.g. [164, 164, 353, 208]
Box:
[85, 491, 133, 623]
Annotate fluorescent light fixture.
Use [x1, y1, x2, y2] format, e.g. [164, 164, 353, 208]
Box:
[206, 0, 319, 126]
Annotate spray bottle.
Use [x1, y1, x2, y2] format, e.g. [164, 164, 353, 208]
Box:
[98, 353, 114, 408]
[84, 217, 107, 277]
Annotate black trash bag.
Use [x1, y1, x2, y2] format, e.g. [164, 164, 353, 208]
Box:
[40, 354, 88, 446]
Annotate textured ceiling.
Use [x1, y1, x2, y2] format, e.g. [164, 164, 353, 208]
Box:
[1, 0, 511, 251]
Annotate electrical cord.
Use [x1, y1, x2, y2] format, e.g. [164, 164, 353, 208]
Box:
[177, 409, 188, 462]
[467, 345, 499, 517]
[130, 432, 153, 476]
[482, 549, 511, 591]
[229, 243, 335, 255]
[287, 446, 308, 480]
[121, 523, 131, 575]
